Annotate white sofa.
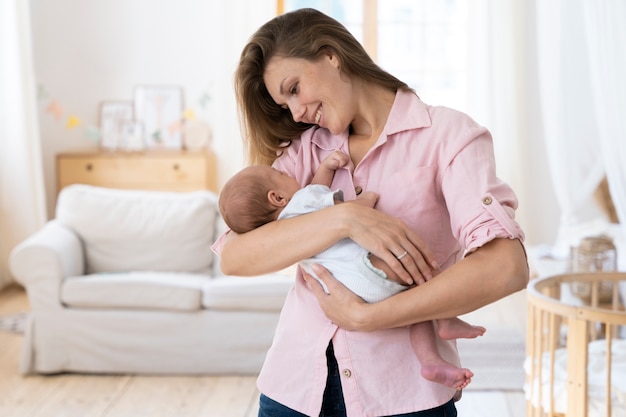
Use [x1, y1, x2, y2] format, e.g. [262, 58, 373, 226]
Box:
[9, 184, 294, 375]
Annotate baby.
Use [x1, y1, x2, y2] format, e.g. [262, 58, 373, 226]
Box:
[218, 151, 485, 389]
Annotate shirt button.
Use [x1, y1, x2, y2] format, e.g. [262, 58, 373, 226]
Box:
[355, 186, 363, 195]
[482, 196, 492, 205]
[343, 369, 352, 378]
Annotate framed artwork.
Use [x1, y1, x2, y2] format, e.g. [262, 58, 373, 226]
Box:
[99, 101, 134, 150]
[134, 85, 184, 149]
[117, 120, 145, 152]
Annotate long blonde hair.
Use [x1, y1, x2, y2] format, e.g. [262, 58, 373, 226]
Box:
[235, 8, 412, 166]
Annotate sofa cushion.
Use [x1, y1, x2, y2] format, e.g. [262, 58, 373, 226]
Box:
[62, 272, 210, 311]
[56, 185, 218, 274]
[202, 273, 294, 312]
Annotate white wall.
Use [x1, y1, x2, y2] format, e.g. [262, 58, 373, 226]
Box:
[29, 0, 275, 218]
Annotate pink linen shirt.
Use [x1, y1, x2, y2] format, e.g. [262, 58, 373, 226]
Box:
[214, 90, 524, 417]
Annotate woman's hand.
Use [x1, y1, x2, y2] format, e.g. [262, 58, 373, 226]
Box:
[303, 263, 374, 331]
[342, 203, 439, 285]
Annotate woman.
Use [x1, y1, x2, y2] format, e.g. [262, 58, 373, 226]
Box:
[216, 8, 529, 417]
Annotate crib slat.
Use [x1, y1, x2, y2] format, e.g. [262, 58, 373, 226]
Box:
[566, 316, 588, 417]
[526, 303, 538, 417]
[548, 311, 558, 416]
[526, 304, 534, 417]
[605, 330, 612, 417]
[612, 282, 619, 309]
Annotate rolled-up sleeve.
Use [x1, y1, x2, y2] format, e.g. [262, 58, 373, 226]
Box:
[441, 126, 525, 255]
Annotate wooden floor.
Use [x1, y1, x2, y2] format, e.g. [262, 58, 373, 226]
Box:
[0, 284, 526, 417]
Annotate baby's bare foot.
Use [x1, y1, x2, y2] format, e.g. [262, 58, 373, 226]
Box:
[438, 319, 486, 340]
[421, 362, 473, 390]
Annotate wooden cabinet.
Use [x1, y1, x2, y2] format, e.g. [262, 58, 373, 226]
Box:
[56, 150, 218, 193]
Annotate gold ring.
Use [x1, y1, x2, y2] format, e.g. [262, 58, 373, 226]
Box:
[396, 251, 408, 260]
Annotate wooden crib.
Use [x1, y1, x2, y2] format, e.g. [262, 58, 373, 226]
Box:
[526, 272, 626, 417]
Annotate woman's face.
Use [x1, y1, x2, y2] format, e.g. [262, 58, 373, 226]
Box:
[263, 54, 353, 135]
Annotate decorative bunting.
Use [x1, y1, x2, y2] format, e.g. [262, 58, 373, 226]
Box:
[37, 84, 48, 100]
[46, 101, 63, 120]
[66, 115, 81, 129]
[198, 92, 211, 108]
[83, 125, 101, 142]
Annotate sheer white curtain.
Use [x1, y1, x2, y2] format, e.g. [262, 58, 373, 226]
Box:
[0, 0, 47, 289]
[582, 1, 626, 238]
[534, 0, 626, 253]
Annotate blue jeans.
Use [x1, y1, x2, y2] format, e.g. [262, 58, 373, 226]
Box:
[258, 343, 457, 417]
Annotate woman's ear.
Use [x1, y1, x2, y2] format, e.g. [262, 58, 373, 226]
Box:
[327, 52, 340, 70]
[268, 190, 288, 207]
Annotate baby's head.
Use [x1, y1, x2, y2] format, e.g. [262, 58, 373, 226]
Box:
[219, 165, 301, 234]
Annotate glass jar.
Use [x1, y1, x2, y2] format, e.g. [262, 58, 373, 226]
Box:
[569, 235, 617, 303]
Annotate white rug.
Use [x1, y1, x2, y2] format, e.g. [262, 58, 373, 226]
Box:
[457, 326, 526, 391]
[0, 312, 28, 334]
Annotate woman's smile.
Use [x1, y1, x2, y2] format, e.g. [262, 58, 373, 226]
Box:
[314, 105, 322, 125]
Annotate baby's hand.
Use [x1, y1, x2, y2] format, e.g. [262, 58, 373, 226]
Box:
[322, 150, 350, 172]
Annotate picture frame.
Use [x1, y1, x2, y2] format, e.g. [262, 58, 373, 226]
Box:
[117, 120, 145, 152]
[99, 101, 134, 150]
[134, 85, 184, 149]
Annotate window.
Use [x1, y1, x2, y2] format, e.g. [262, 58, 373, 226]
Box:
[278, 0, 469, 109]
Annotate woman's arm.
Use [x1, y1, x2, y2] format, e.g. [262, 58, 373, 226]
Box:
[304, 237, 529, 331]
[219, 201, 439, 284]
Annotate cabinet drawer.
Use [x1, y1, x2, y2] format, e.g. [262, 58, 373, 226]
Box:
[57, 151, 217, 192]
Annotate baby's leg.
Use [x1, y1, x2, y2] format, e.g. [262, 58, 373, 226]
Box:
[410, 321, 473, 390]
[437, 317, 486, 340]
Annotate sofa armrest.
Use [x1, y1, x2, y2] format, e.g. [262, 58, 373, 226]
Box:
[9, 220, 84, 311]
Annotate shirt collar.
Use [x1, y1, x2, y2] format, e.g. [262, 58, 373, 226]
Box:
[384, 89, 432, 136]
